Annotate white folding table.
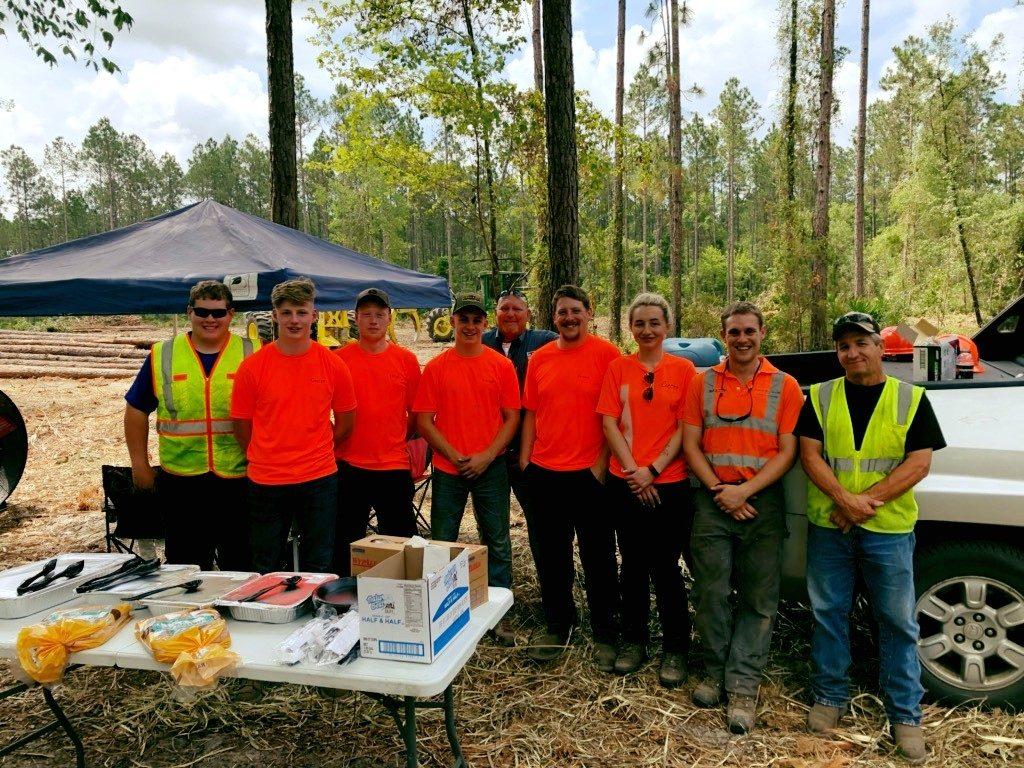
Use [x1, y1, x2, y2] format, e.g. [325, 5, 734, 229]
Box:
[0, 588, 513, 767]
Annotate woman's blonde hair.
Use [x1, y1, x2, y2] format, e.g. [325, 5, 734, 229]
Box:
[628, 292, 672, 327]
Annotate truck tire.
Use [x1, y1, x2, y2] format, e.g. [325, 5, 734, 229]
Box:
[426, 308, 453, 343]
[244, 311, 275, 343]
[915, 541, 1024, 708]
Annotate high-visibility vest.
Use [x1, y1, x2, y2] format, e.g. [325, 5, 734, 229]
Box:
[700, 367, 787, 478]
[807, 376, 924, 534]
[152, 333, 256, 478]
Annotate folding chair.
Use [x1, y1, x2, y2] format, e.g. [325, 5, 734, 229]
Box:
[101, 465, 166, 554]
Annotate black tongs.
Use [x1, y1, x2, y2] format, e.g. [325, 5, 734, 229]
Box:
[16, 558, 86, 595]
[76, 557, 161, 593]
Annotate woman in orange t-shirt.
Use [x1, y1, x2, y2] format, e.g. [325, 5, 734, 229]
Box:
[597, 292, 696, 686]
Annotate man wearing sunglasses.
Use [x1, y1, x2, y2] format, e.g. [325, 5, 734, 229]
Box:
[795, 312, 944, 764]
[124, 280, 258, 571]
[682, 301, 803, 734]
[482, 289, 556, 564]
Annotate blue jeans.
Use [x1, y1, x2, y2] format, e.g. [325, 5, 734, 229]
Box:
[806, 524, 923, 726]
[430, 461, 512, 589]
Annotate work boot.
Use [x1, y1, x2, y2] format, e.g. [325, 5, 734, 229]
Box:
[726, 694, 757, 735]
[691, 677, 723, 708]
[658, 652, 687, 688]
[807, 702, 847, 733]
[893, 724, 927, 764]
[595, 641, 618, 673]
[613, 642, 646, 675]
[525, 632, 568, 663]
[490, 620, 515, 647]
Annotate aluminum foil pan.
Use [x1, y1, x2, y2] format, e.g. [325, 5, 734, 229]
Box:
[141, 571, 258, 612]
[215, 572, 336, 624]
[0, 553, 135, 619]
[84, 564, 201, 606]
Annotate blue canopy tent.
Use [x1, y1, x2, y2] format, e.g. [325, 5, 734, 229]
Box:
[0, 199, 451, 315]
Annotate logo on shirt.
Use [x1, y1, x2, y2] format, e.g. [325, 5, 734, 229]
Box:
[310, 377, 327, 384]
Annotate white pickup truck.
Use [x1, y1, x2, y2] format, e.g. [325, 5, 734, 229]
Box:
[772, 295, 1024, 708]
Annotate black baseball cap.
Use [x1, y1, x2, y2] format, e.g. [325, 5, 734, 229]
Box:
[452, 291, 486, 314]
[355, 287, 392, 309]
[832, 311, 880, 340]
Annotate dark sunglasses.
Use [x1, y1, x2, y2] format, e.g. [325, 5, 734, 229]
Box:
[642, 370, 655, 402]
[191, 307, 229, 318]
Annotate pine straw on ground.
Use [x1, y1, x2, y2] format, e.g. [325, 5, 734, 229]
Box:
[1, 351, 1023, 766]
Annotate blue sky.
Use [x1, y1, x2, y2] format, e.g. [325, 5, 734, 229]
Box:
[0, 0, 1021, 169]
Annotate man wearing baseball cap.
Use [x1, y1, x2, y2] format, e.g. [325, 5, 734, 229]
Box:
[333, 287, 421, 576]
[795, 311, 945, 763]
[414, 291, 521, 645]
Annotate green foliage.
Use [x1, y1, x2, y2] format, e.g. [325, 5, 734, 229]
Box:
[0, 0, 132, 72]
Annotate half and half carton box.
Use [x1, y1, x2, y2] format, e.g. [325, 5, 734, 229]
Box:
[357, 545, 471, 664]
[350, 535, 488, 608]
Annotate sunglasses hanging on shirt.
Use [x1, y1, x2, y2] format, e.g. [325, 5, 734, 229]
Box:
[642, 370, 655, 402]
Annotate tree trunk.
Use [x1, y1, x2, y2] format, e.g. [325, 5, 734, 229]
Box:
[667, 0, 684, 336]
[266, 0, 298, 228]
[541, 0, 580, 327]
[726, 154, 735, 303]
[461, 0, 500, 298]
[810, 0, 835, 350]
[785, 0, 798, 204]
[610, 0, 626, 342]
[853, 0, 870, 297]
[532, 0, 544, 95]
[641, 192, 649, 292]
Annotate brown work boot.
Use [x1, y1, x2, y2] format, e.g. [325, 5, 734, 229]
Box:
[613, 642, 646, 675]
[807, 702, 847, 733]
[595, 641, 618, 673]
[893, 724, 927, 764]
[490, 619, 515, 647]
[525, 632, 568, 663]
[726, 694, 757, 734]
[658, 652, 687, 688]
[691, 677, 723, 708]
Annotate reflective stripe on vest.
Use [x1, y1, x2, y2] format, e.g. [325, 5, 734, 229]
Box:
[701, 368, 785, 474]
[153, 334, 255, 477]
[807, 376, 923, 534]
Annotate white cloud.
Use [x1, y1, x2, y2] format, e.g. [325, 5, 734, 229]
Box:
[972, 6, 1024, 100]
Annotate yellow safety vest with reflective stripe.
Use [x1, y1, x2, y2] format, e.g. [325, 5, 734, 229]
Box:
[807, 376, 924, 534]
[152, 333, 256, 478]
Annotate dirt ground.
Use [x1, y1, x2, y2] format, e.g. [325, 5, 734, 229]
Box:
[0, 323, 1021, 767]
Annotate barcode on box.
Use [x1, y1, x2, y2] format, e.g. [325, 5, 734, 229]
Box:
[379, 640, 425, 657]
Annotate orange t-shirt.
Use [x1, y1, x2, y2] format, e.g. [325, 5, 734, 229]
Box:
[681, 356, 803, 483]
[523, 334, 621, 471]
[230, 342, 357, 485]
[335, 342, 421, 470]
[597, 353, 696, 484]
[412, 347, 520, 475]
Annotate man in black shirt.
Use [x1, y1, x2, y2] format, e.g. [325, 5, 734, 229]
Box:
[482, 290, 556, 567]
[796, 311, 945, 764]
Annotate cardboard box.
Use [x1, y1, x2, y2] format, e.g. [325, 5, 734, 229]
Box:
[913, 339, 956, 381]
[896, 317, 940, 346]
[357, 546, 471, 664]
[350, 535, 489, 608]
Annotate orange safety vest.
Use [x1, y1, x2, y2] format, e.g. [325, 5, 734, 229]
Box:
[699, 360, 787, 483]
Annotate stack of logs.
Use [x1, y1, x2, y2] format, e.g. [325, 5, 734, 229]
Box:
[0, 328, 158, 379]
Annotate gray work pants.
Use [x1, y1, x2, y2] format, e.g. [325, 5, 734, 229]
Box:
[690, 482, 786, 697]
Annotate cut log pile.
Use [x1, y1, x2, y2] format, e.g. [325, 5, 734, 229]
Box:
[0, 329, 158, 379]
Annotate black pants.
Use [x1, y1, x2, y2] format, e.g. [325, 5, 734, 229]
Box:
[248, 473, 337, 574]
[159, 472, 250, 572]
[525, 464, 619, 642]
[609, 475, 693, 654]
[334, 461, 416, 577]
[506, 452, 543, 565]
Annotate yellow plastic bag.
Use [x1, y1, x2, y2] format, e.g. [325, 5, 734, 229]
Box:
[135, 608, 239, 687]
[16, 603, 133, 684]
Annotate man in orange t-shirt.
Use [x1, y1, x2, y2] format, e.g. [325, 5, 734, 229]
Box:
[680, 300, 803, 734]
[413, 292, 520, 644]
[520, 284, 621, 670]
[231, 278, 357, 574]
[334, 287, 421, 576]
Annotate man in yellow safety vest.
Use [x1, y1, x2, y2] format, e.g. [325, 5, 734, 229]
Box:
[124, 280, 256, 571]
[796, 311, 946, 764]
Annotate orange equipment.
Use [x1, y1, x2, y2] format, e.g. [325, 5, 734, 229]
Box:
[936, 334, 985, 374]
[881, 326, 914, 359]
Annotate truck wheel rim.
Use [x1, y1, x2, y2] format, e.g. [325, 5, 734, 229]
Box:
[434, 316, 452, 337]
[917, 576, 1024, 692]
